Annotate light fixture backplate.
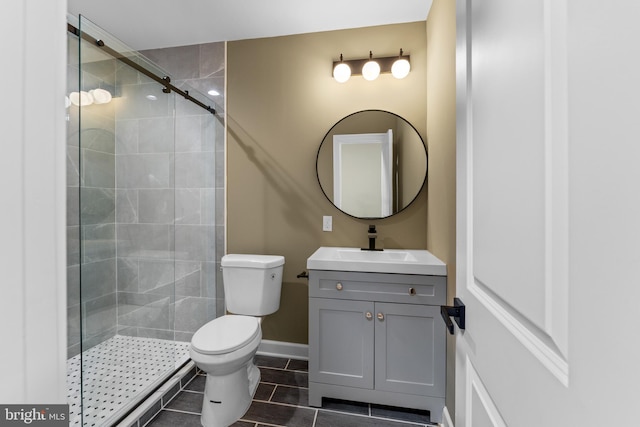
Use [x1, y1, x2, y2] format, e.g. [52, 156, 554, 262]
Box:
[331, 54, 410, 77]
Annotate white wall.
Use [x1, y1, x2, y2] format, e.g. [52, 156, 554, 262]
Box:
[0, 0, 68, 403]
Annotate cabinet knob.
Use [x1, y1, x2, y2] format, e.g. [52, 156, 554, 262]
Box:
[365, 311, 373, 320]
[409, 287, 416, 296]
[377, 312, 385, 321]
[336, 282, 343, 291]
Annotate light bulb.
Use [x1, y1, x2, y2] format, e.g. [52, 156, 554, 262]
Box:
[69, 91, 94, 107]
[333, 62, 351, 83]
[362, 60, 380, 81]
[391, 58, 411, 79]
[90, 88, 112, 104]
[208, 89, 220, 96]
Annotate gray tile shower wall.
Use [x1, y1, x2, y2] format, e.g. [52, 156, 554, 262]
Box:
[113, 79, 177, 340]
[143, 43, 225, 116]
[115, 41, 226, 343]
[144, 41, 226, 337]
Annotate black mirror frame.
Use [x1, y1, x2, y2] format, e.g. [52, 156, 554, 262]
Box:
[315, 109, 428, 220]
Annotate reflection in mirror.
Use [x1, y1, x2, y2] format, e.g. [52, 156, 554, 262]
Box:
[333, 131, 393, 217]
[317, 110, 427, 219]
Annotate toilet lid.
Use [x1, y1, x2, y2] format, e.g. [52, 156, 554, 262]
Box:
[191, 315, 260, 355]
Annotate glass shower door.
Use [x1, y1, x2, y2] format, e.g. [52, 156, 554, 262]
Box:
[74, 15, 182, 426]
[67, 14, 223, 426]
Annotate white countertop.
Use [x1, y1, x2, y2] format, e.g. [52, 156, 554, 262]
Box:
[307, 246, 447, 276]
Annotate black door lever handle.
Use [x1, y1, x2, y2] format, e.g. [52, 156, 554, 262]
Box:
[440, 298, 465, 334]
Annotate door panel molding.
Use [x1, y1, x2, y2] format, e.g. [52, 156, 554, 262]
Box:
[466, 357, 506, 427]
[541, 0, 569, 364]
[469, 280, 568, 386]
[462, 0, 569, 387]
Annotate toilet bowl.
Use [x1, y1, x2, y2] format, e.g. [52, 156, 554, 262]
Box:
[190, 254, 284, 427]
[190, 315, 262, 427]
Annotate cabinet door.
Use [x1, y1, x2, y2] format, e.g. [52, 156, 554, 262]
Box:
[374, 303, 445, 397]
[309, 298, 374, 389]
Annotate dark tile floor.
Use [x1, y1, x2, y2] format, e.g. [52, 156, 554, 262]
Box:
[146, 355, 436, 427]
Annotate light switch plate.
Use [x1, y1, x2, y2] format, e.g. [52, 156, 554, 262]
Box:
[323, 216, 332, 232]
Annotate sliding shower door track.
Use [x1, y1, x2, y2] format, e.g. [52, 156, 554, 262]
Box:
[67, 23, 216, 116]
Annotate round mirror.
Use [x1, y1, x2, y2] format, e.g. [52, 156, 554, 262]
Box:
[316, 110, 427, 219]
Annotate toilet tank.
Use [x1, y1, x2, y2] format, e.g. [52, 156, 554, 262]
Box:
[221, 254, 285, 316]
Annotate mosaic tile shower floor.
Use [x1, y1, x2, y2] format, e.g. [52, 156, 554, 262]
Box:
[67, 335, 190, 427]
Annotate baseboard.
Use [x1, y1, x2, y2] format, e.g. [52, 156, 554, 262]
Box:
[442, 406, 454, 427]
[257, 339, 308, 360]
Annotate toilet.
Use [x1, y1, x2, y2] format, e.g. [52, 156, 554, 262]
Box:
[189, 254, 285, 427]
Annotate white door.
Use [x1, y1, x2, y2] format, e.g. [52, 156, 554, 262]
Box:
[455, 0, 640, 426]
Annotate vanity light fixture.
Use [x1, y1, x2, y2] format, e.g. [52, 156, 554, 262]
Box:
[332, 49, 411, 82]
[69, 88, 113, 107]
[90, 88, 112, 104]
[69, 90, 94, 107]
[391, 49, 411, 79]
[362, 51, 381, 81]
[332, 54, 352, 83]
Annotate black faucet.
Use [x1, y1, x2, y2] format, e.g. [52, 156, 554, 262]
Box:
[362, 225, 383, 251]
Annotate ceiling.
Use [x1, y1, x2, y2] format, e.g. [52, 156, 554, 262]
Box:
[67, 0, 433, 50]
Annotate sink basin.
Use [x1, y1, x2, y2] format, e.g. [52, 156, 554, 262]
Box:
[307, 246, 446, 275]
[335, 248, 416, 262]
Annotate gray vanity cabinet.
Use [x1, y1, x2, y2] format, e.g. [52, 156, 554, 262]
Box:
[308, 270, 446, 423]
[309, 298, 375, 389]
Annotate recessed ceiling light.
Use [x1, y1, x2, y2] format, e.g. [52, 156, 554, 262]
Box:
[207, 89, 220, 96]
[146, 94, 157, 101]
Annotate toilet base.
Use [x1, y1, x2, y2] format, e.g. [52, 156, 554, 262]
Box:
[200, 361, 261, 427]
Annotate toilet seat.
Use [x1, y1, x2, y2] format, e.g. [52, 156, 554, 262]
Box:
[191, 315, 260, 355]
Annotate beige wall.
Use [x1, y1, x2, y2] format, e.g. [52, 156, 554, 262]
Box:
[226, 7, 457, 415]
[426, 0, 457, 418]
[227, 22, 429, 344]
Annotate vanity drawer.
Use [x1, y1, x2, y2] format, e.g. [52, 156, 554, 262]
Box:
[309, 270, 446, 305]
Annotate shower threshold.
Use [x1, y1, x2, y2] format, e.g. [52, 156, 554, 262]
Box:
[67, 335, 190, 427]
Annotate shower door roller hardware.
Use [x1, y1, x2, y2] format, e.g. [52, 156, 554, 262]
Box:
[440, 298, 466, 334]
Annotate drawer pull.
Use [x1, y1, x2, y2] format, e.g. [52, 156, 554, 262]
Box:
[377, 312, 385, 321]
[336, 282, 343, 291]
[409, 287, 416, 296]
[365, 312, 373, 320]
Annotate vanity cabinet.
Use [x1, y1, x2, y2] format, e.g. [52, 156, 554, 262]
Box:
[308, 270, 446, 423]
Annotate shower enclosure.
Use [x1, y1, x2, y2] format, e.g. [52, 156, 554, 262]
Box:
[66, 16, 225, 426]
